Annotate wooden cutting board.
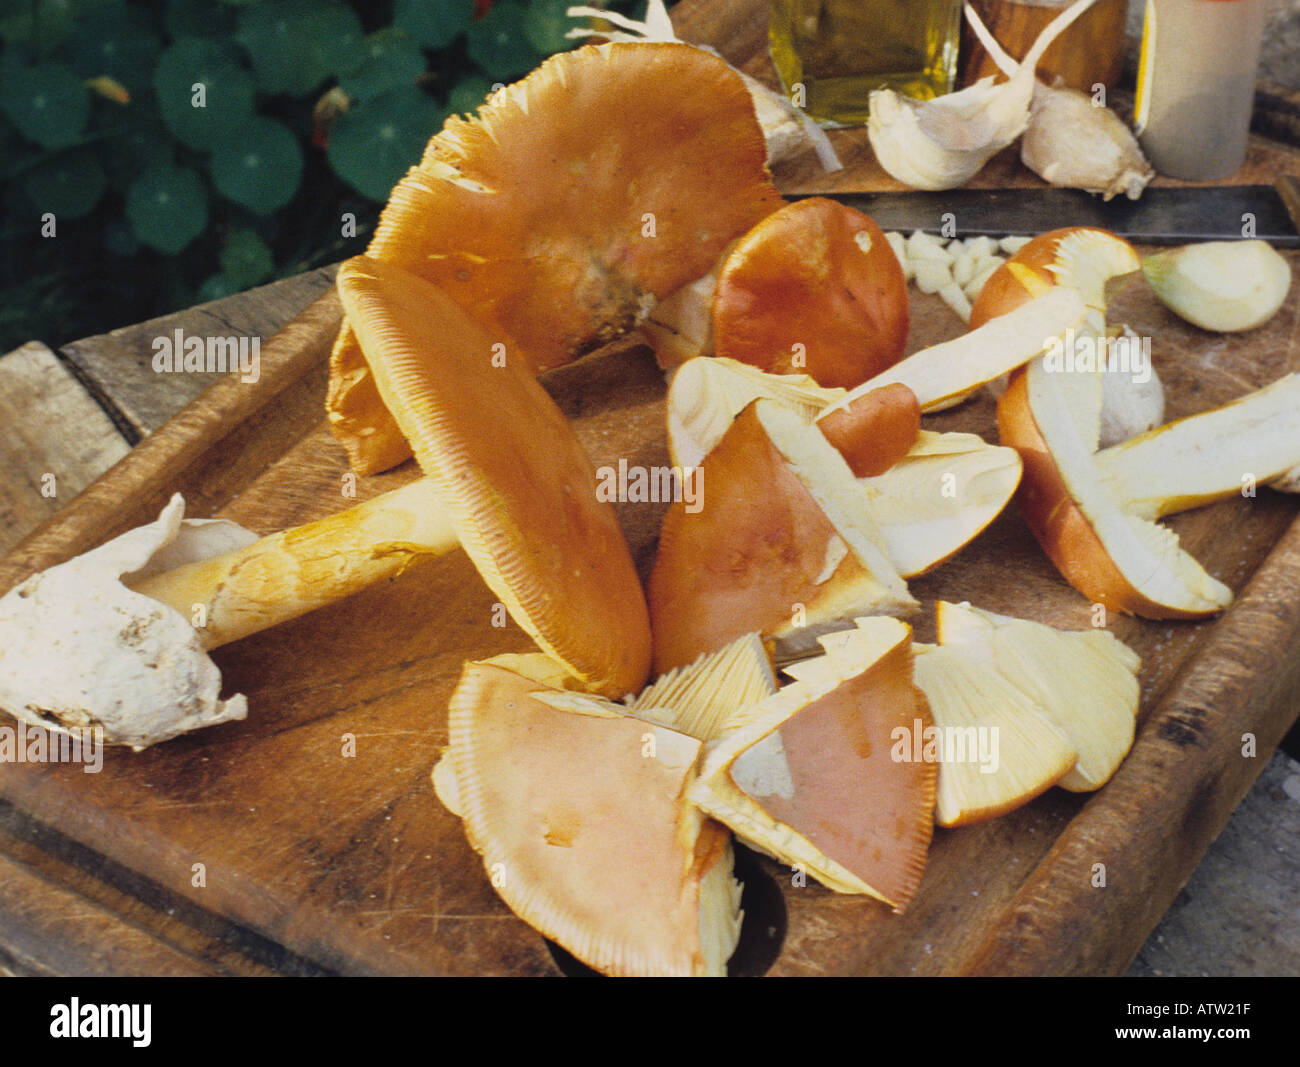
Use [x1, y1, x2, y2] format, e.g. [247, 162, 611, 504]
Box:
[2, 0, 1299, 976]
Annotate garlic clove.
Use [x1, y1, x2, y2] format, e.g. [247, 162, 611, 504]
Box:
[1142, 240, 1293, 333]
[1021, 82, 1154, 201]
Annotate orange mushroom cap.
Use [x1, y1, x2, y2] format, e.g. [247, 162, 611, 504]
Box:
[328, 42, 784, 475]
[712, 197, 909, 390]
[337, 256, 652, 696]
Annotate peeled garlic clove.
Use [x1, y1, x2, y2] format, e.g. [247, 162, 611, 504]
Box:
[1142, 240, 1293, 332]
[1021, 82, 1154, 201]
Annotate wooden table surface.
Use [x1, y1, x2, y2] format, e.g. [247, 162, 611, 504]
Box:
[1, 2, 1298, 977]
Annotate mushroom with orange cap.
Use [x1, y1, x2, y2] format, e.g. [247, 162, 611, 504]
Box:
[0, 257, 654, 748]
[644, 197, 910, 389]
[327, 40, 785, 475]
[431, 635, 781, 977]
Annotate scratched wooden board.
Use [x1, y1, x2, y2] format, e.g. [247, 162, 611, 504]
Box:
[1, 6, 1299, 976]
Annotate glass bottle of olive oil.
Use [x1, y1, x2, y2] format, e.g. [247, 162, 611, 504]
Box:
[769, 0, 964, 126]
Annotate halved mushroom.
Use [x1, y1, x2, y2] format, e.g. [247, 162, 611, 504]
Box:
[328, 40, 784, 475]
[688, 616, 936, 911]
[664, 357, 1024, 581]
[648, 398, 916, 672]
[645, 198, 910, 389]
[995, 358, 1300, 618]
[934, 601, 1140, 792]
[436, 654, 741, 977]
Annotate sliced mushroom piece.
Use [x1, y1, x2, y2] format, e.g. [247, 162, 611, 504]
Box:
[689, 617, 936, 911]
[934, 601, 1140, 792]
[911, 641, 1077, 827]
[328, 40, 783, 475]
[997, 355, 1234, 618]
[664, 359, 1023, 580]
[822, 284, 1088, 414]
[1091, 373, 1300, 520]
[437, 655, 741, 977]
[648, 398, 916, 672]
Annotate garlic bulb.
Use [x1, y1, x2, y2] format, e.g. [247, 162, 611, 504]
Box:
[868, 0, 1100, 190]
[566, 2, 843, 172]
[1021, 82, 1154, 201]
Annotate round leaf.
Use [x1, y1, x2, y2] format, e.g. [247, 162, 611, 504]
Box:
[210, 117, 303, 216]
[22, 148, 107, 220]
[447, 75, 493, 117]
[1, 62, 89, 149]
[126, 163, 208, 255]
[339, 29, 427, 100]
[154, 38, 255, 150]
[393, 0, 473, 50]
[466, 2, 544, 81]
[523, 0, 579, 56]
[237, 0, 364, 97]
[166, 0, 237, 39]
[220, 229, 274, 288]
[327, 85, 445, 202]
[62, 5, 162, 99]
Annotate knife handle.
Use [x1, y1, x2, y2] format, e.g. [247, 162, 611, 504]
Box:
[1277, 176, 1300, 239]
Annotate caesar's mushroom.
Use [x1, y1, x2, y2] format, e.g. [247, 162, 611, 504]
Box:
[997, 359, 1300, 618]
[327, 40, 783, 475]
[933, 601, 1140, 792]
[663, 357, 1024, 582]
[648, 398, 916, 672]
[432, 652, 744, 977]
[688, 616, 936, 912]
[0, 259, 654, 748]
[644, 198, 910, 389]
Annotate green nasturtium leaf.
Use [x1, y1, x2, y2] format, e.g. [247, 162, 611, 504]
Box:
[523, 0, 580, 56]
[21, 147, 107, 220]
[62, 5, 162, 99]
[236, 0, 364, 97]
[210, 116, 303, 216]
[99, 112, 175, 189]
[103, 219, 140, 256]
[126, 163, 208, 255]
[1, 62, 89, 149]
[466, 2, 545, 81]
[153, 38, 255, 150]
[327, 85, 445, 202]
[220, 229, 274, 289]
[339, 28, 427, 100]
[447, 75, 494, 117]
[393, 0, 473, 50]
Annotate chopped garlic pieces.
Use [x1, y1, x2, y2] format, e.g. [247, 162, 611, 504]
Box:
[885, 232, 1033, 323]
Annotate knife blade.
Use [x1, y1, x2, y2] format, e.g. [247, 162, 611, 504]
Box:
[798, 179, 1300, 247]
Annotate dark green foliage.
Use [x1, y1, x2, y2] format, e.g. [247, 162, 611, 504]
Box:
[0, 0, 645, 353]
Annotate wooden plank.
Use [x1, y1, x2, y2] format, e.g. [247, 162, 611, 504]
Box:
[59, 268, 336, 440]
[0, 342, 130, 554]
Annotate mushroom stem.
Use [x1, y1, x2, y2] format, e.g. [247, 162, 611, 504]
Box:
[1092, 374, 1300, 520]
[127, 479, 460, 649]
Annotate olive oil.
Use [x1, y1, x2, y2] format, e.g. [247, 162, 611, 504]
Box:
[768, 0, 964, 127]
